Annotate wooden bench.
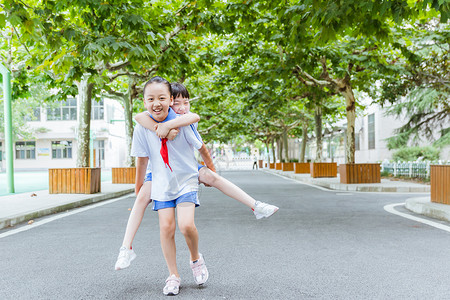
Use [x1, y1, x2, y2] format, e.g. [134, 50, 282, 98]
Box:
[282, 162, 294, 171]
[431, 165, 450, 205]
[112, 167, 136, 184]
[339, 163, 381, 184]
[49, 168, 101, 194]
[310, 162, 337, 178]
[275, 163, 282, 170]
[294, 163, 310, 174]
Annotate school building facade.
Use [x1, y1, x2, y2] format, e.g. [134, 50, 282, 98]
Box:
[288, 103, 449, 163]
[0, 98, 129, 171]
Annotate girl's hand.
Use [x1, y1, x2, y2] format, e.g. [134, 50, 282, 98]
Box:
[167, 129, 180, 141]
[154, 123, 171, 138]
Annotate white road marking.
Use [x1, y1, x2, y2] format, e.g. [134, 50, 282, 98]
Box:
[267, 172, 334, 192]
[384, 203, 450, 233]
[0, 193, 133, 239]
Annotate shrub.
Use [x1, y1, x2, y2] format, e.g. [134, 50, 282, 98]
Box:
[392, 146, 440, 162]
[380, 170, 390, 177]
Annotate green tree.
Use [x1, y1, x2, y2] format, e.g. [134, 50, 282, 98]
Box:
[379, 22, 450, 150]
[205, 0, 448, 163]
[5, 0, 201, 167]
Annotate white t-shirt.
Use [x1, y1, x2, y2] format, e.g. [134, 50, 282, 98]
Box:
[131, 123, 203, 201]
[144, 117, 202, 174]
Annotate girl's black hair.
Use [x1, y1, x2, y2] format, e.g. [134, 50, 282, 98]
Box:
[171, 82, 190, 99]
[143, 76, 172, 96]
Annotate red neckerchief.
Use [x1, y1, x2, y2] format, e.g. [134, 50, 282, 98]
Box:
[160, 138, 173, 172]
[148, 109, 176, 172]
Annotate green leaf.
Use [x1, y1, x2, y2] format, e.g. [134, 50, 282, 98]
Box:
[8, 14, 22, 26]
[0, 14, 6, 28]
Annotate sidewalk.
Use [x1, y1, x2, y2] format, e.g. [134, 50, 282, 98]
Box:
[0, 182, 134, 230]
[264, 169, 430, 193]
[405, 197, 450, 223]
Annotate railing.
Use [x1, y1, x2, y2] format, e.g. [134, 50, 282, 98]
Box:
[381, 161, 450, 179]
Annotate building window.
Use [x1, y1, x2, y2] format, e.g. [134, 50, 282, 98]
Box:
[91, 99, 104, 120]
[25, 107, 41, 122]
[15, 141, 36, 159]
[355, 132, 360, 151]
[94, 140, 105, 160]
[47, 98, 77, 121]
[52, 141, 73, 159]
[368, 113, 375, 150]
[0, 142, 2, 161]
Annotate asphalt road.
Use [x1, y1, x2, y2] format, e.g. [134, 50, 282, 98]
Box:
[1, 170, 449, 299]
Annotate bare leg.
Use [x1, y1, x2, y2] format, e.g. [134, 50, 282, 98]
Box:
[177, 202, 199, 261]
[199, 167, 256, 209]
[158, 207, 179, 277]
[121, 181, 152, 249]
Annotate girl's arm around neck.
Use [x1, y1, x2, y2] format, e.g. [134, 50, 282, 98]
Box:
[135, 111, 200, 139]
[135, 111, 178, 140]
[166, 112, 200, 128]
[135, 112, 157, 132]
[155, 113, 200, 138]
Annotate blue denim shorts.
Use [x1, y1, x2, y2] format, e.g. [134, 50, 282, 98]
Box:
[144, 173, 152, 182]
[152, 191, 199, 211]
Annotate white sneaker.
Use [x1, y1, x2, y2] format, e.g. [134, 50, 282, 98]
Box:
[190, 253, 209, 285]
[163, 274, 181, 296]
[114, 246, 136, 270]
[253, 201, 279, 219]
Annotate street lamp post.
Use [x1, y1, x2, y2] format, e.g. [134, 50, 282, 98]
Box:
[0, 63, 15, 193]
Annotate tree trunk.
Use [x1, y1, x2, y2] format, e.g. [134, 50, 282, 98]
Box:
[271, 138, 276, 164]
[265, 139, 270, 164]
[76, 75, 94, 167]
[342, 84, 356, 163]
[314, 105, 323, 162]
[276, 137, 283, 162]
[283, 128, 289, 162]
[124, 77, 136, 167]
[300, 122, 308, 163]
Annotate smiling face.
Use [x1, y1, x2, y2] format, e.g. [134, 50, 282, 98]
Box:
[171, 96, 190, 115]
[143, 82, 173, 122]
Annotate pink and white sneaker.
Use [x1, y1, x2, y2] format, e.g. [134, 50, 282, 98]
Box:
[190, 253, 209, 285]
[163, 274, 181, 296]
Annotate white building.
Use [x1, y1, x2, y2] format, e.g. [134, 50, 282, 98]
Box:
[292, 102, 449, 163]
[0, 97, 128, 171]
[354, 103, 449, 162]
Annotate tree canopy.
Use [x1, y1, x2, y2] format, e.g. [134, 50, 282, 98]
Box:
[1, 0, 449, 163]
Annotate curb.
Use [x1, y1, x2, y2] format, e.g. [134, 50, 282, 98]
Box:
[405, 197, 450, 223]
[263, 169, 430, 193]
[0, 188, 134, 230]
